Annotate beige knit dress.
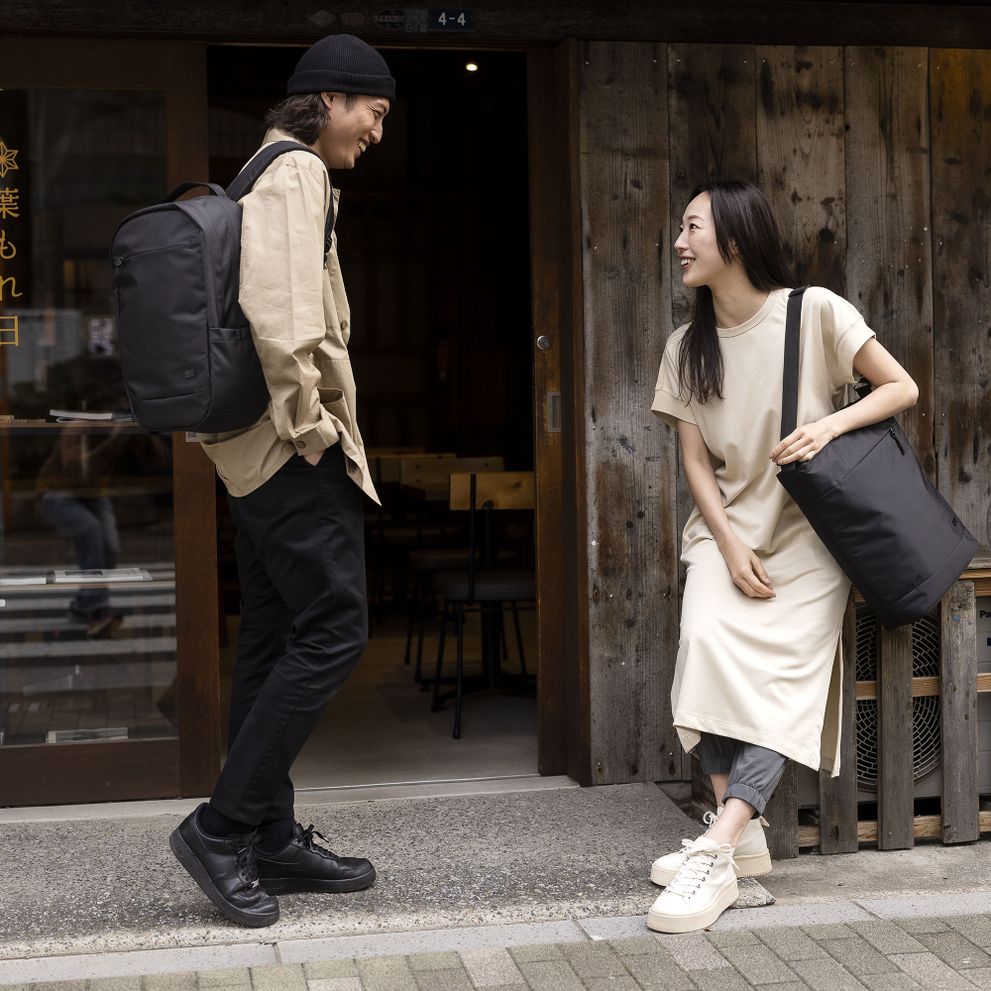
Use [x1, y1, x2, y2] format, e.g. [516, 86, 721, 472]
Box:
[651, 287, 875, 773]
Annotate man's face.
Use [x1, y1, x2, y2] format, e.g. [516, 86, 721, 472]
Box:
[317, 92, 389, 169]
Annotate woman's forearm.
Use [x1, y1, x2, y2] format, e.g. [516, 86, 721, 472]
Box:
[821, 379, 919, 439]
[683, 452, 736, 547]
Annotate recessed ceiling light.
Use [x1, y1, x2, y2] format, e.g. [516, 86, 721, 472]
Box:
[465, 62, 479, 73]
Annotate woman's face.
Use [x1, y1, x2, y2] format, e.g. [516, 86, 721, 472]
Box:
[674, 192, 728, 289]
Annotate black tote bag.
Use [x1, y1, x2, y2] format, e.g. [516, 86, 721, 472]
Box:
[776, 287, 977, 630]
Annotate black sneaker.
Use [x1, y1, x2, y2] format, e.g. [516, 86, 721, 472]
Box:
[256, 822, 376, 895]
[169, 803, 279, 927]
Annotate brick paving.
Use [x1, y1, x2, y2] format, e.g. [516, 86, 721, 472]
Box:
[13, 914, 991, 991]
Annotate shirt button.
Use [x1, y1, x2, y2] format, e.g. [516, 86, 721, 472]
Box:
[295, 440, 305, 448]
[340, 320, 349, 332]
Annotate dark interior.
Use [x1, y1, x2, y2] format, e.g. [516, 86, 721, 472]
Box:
[207, 46, 533, 469]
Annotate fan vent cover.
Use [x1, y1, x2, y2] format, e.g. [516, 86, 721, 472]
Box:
[855, 604, 942, 792]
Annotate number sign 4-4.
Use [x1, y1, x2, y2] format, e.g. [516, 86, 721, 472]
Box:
[430, 9, 474, 31]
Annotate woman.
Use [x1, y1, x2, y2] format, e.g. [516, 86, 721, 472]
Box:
[647, 180, 918, 934]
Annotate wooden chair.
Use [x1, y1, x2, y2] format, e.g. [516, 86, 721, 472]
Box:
[430, 470, 536, 738]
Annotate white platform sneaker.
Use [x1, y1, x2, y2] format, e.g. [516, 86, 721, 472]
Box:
[650, 807, 771, 886]
[646, 838, 739, 933]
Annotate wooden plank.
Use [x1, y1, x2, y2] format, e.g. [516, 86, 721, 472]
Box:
[941, 580, 979, 844]
[0, 740, 179, 807]
[1, 2, 990, 49]
[931, 49, 991, 546]
[877, 625, 915, 849]
[449, 471, 535, 510]
[399, 456, 505, 488]
[856, 673, 991, 700]
[756, 45, 846, 292]
[668, 44, 757, 330]
[819, 595, 858, 854]
[764, 760, 799, 860]
[845, 47, 935, 479]
[663, 44, 755, 783]
[855, 565, 991, 600]
[800, 811, 991, 850]
[666, 45, 759, 783]
[555, 39, 592, 787]
[579, 40, 680, 783]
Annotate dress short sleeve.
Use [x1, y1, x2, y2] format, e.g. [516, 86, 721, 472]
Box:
[811, 288, 877, 390]
[651, 328, 696, 427]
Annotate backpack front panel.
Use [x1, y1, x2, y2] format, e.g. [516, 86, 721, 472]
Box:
[113, 206, 210, 430]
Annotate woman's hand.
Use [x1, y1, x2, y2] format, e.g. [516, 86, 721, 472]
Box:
[717, 532, 776, 599]
[769, 418, 838, 465]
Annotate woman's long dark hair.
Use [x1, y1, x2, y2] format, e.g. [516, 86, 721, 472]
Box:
[677, 180, 794, 403]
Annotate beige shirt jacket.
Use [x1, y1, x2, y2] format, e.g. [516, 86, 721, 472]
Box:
[198, 129, 379, 505]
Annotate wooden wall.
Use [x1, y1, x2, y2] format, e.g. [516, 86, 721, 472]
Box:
[576, 42, 991, 784]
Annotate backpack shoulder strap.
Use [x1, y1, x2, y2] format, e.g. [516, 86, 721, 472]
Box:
[226, 140, 334, 255]
[780, 286, 809, 441]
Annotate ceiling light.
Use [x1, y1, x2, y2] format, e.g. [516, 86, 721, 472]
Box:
[465, 62, 479, 72]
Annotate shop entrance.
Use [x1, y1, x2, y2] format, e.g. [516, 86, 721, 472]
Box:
[207, 45, 563, 788]
[0, 37, 574, 807]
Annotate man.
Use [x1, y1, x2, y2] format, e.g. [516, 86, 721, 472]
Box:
[169, 34, 394, 928]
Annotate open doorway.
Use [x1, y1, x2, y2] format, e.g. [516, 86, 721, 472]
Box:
[207, 45, 538, 788]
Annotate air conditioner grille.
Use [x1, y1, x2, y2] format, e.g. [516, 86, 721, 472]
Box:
[854, 605, 942, 792]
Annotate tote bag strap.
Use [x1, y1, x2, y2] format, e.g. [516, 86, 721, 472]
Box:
[780, 286, 809, 440]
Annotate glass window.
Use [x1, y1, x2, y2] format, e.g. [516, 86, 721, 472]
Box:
[0, 90, 178, 747]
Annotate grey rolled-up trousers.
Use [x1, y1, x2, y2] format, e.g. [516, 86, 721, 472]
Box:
[693, 732, 786, 816]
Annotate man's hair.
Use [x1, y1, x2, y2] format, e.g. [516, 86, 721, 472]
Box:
[264, 92, 358, 145]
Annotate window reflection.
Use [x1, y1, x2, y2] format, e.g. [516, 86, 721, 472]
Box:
[0, 90, 177, 747]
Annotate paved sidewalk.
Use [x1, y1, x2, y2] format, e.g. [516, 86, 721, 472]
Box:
[2, 784, 989, 989]
[0, 892, 991, 991]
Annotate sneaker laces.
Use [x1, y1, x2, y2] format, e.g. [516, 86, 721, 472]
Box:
[667, 812, 718, 866]
[299, 823, 337, 857]
[666, 840, 736, 900]
[670, 837, 704, 873]
[232, 836, 261, 889]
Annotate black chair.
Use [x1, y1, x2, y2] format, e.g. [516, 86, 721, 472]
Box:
[390, 456, 505, 672]
[430, 471, 536, 738]
[364, 452, 459, 622]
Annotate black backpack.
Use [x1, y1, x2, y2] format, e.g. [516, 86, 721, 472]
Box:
[111, 141, 332, 433]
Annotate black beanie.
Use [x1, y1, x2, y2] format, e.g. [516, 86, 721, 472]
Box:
[287, 34, 396, 101]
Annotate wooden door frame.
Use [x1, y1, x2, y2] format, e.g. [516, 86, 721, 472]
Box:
[0, 38, 219, 804]
[527, 41, 588, 780]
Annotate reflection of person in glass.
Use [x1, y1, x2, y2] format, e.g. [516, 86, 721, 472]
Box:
[37, 424, 127, 638]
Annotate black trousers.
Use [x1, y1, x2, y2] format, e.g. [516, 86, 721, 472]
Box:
[211, 443, 367, 825]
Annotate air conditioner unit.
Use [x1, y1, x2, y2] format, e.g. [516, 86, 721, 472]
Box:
[798, 597, 991, 807]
